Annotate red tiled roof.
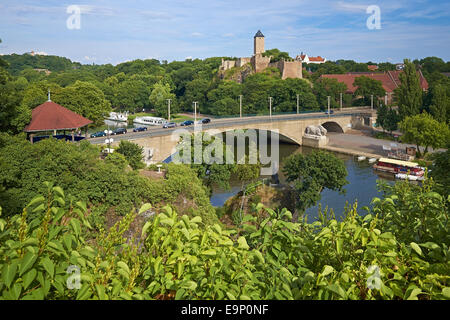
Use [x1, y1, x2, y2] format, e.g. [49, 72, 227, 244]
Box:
[309, 56, 325, 62]
[24, 101, 93, 132]
[368, 65, 378, 71]
[321, 71, 428, 94]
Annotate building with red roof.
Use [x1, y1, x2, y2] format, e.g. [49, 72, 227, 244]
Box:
[321, 70, 428, 105]
[24, 99, 92, 143]
[296, 53, 327, 64]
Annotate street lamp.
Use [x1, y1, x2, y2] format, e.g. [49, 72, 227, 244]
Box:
[193, 101, 198, 123]
[104, 127, 113, 153]
[166, 99, 171, 121]
[239, 95, 243, 118]
[296, 94, 299, 114]
[371, 95, 374, 111]
[269, 97, 273, 118]
[327, 96, 331, 117]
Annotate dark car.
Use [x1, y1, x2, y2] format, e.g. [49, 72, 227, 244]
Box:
[90, 131, 106, 138]
[200, 118, 211, 124]
[133, 126, 148, 132]
[180, 120, 194, 126]
[163, 122, 177, 128]
[324, 110, 334, 115]
[112, 128, 127, 135]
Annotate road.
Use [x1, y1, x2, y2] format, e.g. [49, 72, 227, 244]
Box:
[89, 107, 373, 145]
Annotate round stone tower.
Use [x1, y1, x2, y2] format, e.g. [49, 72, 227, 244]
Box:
[254, 30, 265, 55]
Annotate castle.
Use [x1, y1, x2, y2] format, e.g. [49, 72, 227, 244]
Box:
[220, 30, 303, 80]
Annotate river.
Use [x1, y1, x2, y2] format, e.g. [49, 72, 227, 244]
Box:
[210, 143, 396, 221]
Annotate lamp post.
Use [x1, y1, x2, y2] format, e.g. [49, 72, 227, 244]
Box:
[296, 94, 299, 114]
[166, 99, 171, 121]
[327, 96, 331, 117]
[239, 95, 243, 118]
[104, 126, 113, 154]
[269, 97, 273, 118]
[193, 101, 198, 123]
[371, 94, 374, 111]
[340, 92, 343, 111]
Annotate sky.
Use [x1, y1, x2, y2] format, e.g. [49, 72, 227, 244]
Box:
[0, 0, 449, 65]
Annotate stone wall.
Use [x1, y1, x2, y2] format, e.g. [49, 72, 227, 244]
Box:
[254, 36, 265, 55]
[236, 57, 251, 67]
[220, 59, 236, 71]
[251, 54, 271, 73]
[269, 60, 303, 79]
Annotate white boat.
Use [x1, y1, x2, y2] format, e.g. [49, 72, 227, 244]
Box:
[357, 156, 366, 161]
[368, 158, 377, 164]
[133, 116, 168, 126]
[395, 173, 423, 181]
[106, 112, 128, 122]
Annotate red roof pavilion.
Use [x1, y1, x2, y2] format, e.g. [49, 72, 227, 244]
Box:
[24, 101, 92, 133]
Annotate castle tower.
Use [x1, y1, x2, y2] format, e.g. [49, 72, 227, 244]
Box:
[254, 30, 265, 55]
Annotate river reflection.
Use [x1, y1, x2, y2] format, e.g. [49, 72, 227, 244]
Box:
[210, 143, 395, 221]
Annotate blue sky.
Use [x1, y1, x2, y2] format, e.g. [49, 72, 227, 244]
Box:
[1, 0, 449, 65]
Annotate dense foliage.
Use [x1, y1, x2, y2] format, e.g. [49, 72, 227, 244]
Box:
[0, 175, 448, 300]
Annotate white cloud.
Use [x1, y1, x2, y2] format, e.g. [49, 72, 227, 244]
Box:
[191, 32, 203, 37]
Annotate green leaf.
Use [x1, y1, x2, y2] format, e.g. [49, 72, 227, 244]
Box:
[321, 265, 334, 277]
[442, 287, 450, 299]
[22, 269, 37, 290]
[27, 196, 45, 208]
[327, 284, 347, 299]
[253, 250, 265, 264]
[410, 242, 422, 256]
[19, 252, 37, 276]
[336, 238, 343, 255]
[52, 186, 65, 198]
[70, 219, 81, 237]
[138, 203, 152, 215]
[407, 288, 422, 300]
[3, 262, 18, 288]
[201, 249, 217, 256]
[237, 236, 249, 250]
[190, 216, 202, 224]
[141, 221, 151, 238]
[41, 257, 55, 278]
[226, 292, 236, 300]
[117, 261, 130, 275]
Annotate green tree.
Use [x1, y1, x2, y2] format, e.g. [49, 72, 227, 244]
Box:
[149, 81, 177, 118]
[313, 78, 347, 109]
[376, 103, 388, 132]
[353, 76, 386, 106]
[113, 79, 151, 112]
[427, 83, 450, 123]
[115, 140, 145, 170]
[396, 59, 423, 120]
[384, 107, 400, 134]
[282, 151, 348, 215]
[53, 81, 111, 125]
[399, 113, 450, 157]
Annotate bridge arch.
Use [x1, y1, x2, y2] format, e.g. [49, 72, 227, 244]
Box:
[321, 121, 344, 133]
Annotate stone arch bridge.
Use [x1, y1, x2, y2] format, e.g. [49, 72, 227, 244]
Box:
[90, 109, 375, 164]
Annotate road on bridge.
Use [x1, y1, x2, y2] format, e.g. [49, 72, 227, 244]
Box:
[88, 107, 373, 145]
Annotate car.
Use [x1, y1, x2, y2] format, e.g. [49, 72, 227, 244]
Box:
[90, 131, 106, 138]
[163, 122, 177, 128]
[324, 110, 334, 115]
[180, 120, 194, 126]
[112, 128, 127, 135]
[200, 118, 211, 124]
[133, 126, 148, 132]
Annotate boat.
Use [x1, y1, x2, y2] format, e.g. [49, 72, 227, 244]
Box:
[357, 156, 366, 161]
[368, 158, 377, 164]
[133, 116, 168, 126]
[373, 158, 424, 179]
[106, 112, 128, 122]
[395, 173, 424, 181]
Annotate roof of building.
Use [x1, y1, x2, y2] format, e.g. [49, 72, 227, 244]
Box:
[368, 65, 379, 71]
[308, 56, 325, 62]
[321, 70, 429, 93]
[24, 100, 93, 133]
[254, 30, 265, 38]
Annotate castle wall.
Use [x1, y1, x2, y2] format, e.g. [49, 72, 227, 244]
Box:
[236, 57, 251, 67]
[251, 54, 271, 73]
[269, 60, 303, 79]
[220, 59, 236, 71]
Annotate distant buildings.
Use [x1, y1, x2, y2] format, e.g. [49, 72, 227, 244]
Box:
[296, 53, 327, 64]
[321, 70, 429, 105]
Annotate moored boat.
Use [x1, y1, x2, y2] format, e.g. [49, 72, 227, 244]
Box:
[373, 158, 424, 179]
[106, 112, 128, 122]
[133, 116, 168, 126]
